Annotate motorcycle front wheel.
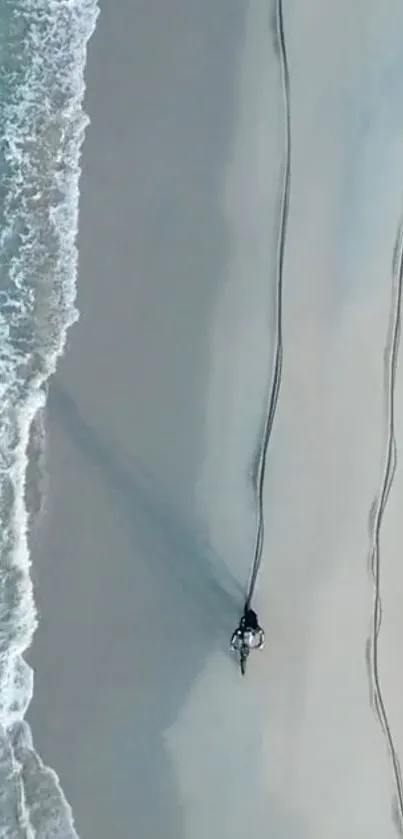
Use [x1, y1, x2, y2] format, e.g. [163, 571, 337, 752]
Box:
[239, 645, 249, 676]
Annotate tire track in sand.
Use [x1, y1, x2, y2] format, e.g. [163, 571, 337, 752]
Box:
[366, 215, 403, 835]
[246, 0, 290, 609]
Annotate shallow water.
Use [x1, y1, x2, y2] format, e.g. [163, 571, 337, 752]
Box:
[0, 1, 98, 836]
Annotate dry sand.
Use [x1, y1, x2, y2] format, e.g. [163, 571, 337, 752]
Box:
[27, 0, 403, 837]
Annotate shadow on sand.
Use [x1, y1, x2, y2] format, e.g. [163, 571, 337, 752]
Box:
[28, 382, 308, 839]
[29, 382, 240, 839]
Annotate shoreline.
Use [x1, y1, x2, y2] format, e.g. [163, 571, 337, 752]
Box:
[26, 1, 403, 837]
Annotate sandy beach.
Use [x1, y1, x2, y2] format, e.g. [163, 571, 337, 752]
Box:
[27, 0, 403, 837]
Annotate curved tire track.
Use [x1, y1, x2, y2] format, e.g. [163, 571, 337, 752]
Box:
[366, 217, 403, 834]
[246, 0, 291, 609]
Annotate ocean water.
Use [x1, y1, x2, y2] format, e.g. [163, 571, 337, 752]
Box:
[0, 1, 98, 836]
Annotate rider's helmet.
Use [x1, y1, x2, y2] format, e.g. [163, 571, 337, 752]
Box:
[243, 629, 257, 649]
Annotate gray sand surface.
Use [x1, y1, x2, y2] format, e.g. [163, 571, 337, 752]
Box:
[27, 1, 403, 837]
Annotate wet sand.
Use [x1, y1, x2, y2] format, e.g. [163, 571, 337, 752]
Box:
[28, 1, 403, 837]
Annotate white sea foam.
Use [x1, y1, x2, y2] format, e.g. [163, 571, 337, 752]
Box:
[0, 0, 99, 836]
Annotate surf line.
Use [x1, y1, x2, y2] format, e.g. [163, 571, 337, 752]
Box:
[245, 0, 291, 610]
[366, 216, 403, 834]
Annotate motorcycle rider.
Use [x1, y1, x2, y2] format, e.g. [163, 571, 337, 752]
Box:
[230, 607, 265, 652]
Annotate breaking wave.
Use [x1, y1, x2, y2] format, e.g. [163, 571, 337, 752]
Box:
[0, 0, 99, 836]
